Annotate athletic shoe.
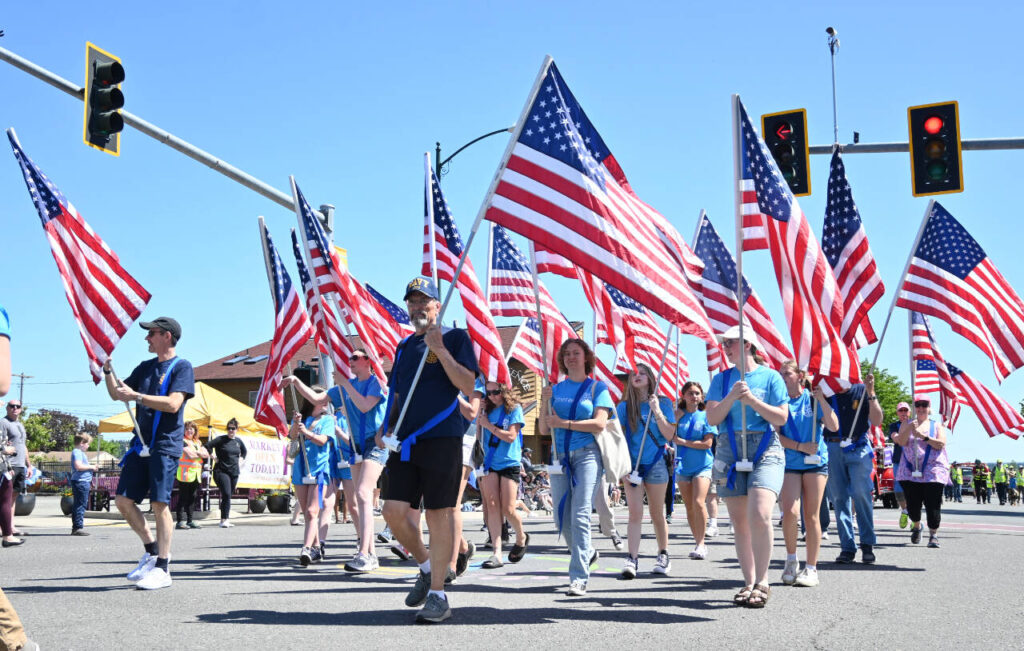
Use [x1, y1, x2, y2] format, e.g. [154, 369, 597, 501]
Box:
[860, 545, 876, 564]
[377, 527, 392, 544]
[835, 550, 856, 564]
[319, 543, 327, 560]
[821, 531, 829, 540]
[344, 553, 375, 573]
[798, 531, 806, 542]
[187, 522, 201, 529]
[666, 515, 673, 525]
[219, 520, 234, 528]
[136, 567, 171, 590]
[127, 553, 157, 582]
[899, 511, 909, 529]
[910, 527, 922, 544]
[482, 554, 504, 569]
[300, 548, 313, 566]
[406, 570, 432, 607]
[175, 522, 188, 530]
[566, 579, 587, 596]
[444, 568, 457, 585]
[364, 554, 380, 571]
[391, 540, 412, 561]
[589, 549, 600, 567]
[621, 556, 638, 579]
[373, 507, 383, 516]
[705, 523, 718, 539]
[652, 550, 671, 575]
[927, 535, 940, 549]
[782, 559, 799, 585]
[415, 592, 451, 623]
[71, 529, 90, 536]
[689, 544, 707, 560]
[794, 567, 819, 587]
[610, 530, 624, 551]
[456, 541, 475, 576]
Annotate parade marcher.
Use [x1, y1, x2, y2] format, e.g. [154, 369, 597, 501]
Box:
[593, 476, 625, 551]
[331, 408, 360, 543]
[993, 460, 1008, 505]
[616, 364, 676, 578]
[0, 398, 31, 537]
[776, 361, 838, 588]
[973, 460, 989, 504]
[478, 382, 529, 569]
[289, 392, 335, 566]
[985, 469, 994, 504]
[705, 325, 788, 608]
[950, 462, 963, 503]
[176, 421, 208, 529]
[1008, 467, 1019, 506]
[674, 381, 717, 560]
[205, 417, 247, 528]
[449, 378, 485, 579]
[377, 277, 479, 623]
[104, 317, 195, 590]
[893, 399, 950, 548]
[70, 433, 99, 536]
[888, 402, 912, 527]
[539, 338, 612, 597]
[285, 348, 390, 573]
[821, 371, 883, 564]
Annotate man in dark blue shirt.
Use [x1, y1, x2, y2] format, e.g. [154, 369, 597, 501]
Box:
[104, 317, 194, 591]
[377, 277, 478, 624]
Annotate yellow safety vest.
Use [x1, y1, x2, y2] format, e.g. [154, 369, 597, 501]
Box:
[994, 466, 1006, 483]
[176, 440, 202, 483]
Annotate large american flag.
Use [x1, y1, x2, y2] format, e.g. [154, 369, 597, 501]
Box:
[896, 201, 1024, 382]
[909, 311, 962, 430]
[255, 219, 316, 436]
[948, 362, 1023, 440]
[693, 213, 793, 373]
[423, 166, 511, 385]
[8, 130, 151, 383]
[290, 229, 352, 378]
[737, 99, 861, 384]
[292, 178, 386, 378]
[821, 150, 884, 349]
[482, 59, 716, 344]
[910, 310, 939, 392]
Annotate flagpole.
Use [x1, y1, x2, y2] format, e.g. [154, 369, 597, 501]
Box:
[627, 323, 676, 485]
[485, 223, 494, 304]
[731, 94, 750, 464]
[425, 153, 442, 292]
[908, 311, 916, 399]
[843, 200, 935, 442]
[528, 242, 561, 475]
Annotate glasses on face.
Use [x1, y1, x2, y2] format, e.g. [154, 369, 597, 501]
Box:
[897, 408, 909, 412]
[6, 404, 21, 410]
[721, 338, 739, 347]
[486, 389, 502, 396]
[349, 355, 367, 363]
[914, 402, 930, 409]
[226, 427, 237, 432]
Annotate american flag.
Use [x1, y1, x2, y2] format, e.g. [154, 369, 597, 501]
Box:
[693, 213, 793, 373]
[482, 59, 716, 344]
[736, 98, 861, 384]
[910, 310, 938, 392]
[593, 355, 624, 403]
[423, 165, 511, 385]
[292, 177, 386, 378]
[290, 230, 352, 378]
[948, 362, 1023, 440]
[909, 312, 962, 430]
[255, 219, 316, 436]
[821, 150, 884, 349]
[365, 284, 415, 338]
[347, 276, 410, 363]
[534, 247, 576, 278]
[7, 130, 151, 383]
[507, 318, 551, 382]
[896, 201, 1024, 382]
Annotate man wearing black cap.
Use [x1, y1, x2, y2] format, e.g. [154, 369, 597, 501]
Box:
[377, 277, 479, 623]
[103, 317, 194, 591]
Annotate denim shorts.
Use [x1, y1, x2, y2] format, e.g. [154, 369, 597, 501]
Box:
[677, 468, 712, 482]
[633, 458, 669, 485]
[359, 439, 390, 466]
[712, 432, 785, 498]
[785, 464, 829, 476]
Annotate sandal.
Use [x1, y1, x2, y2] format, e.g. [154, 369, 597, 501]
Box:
[733, 586, 753, 605]
[507, 533, 530, 563]
[745, 583, 770, 608]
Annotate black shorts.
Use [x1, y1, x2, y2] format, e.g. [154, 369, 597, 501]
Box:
[384, 437, 462, 510]
[11, 467, 26, 494]
[486, 465, 521, 481]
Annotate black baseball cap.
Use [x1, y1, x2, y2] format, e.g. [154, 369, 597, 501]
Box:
[140, 317, 182, 342]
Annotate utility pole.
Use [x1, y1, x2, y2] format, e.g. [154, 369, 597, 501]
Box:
[12, 373, 31, 404]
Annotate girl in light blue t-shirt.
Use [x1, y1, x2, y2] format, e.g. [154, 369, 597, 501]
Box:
[478, 382, 528, 570]
[673, 380, 717, 561]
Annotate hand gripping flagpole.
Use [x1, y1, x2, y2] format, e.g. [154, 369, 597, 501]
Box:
[731, 95, 752, 471]
[527, 242, 561, 476]
[284, 362, 316, 485]
[626, 324, 676, 486]
[109, 366, 148, 457]
[842, 200, 935, 445]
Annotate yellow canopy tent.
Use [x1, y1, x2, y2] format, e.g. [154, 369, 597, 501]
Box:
[98, 381, 279, 439]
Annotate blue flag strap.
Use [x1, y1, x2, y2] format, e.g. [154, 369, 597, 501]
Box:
[120, 357, 182, 466]
[556, 379, 593, 536]
[399, 399, 460, 462]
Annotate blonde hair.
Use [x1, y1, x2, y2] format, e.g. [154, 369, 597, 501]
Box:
[780, 359, 810, 390]
[623, 363, 658, 433]
[73, 432, 93, 446]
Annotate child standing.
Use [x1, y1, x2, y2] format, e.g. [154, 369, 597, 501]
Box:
[70, 433, 98, 536]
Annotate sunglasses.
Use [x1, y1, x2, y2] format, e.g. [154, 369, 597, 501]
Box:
[226, 427, 237, 432]
[349, 355, 367, 362]
[897, 408, 909, 412]
[486, 390, 502, 396]
[6, 404, 21, 409]
[914, 402, 930, 408]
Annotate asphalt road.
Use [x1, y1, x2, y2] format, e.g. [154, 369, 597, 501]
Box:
[3, 496, 1023, 649]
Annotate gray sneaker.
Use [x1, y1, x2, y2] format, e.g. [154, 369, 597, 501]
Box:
[415, 592, 451, 623]
[344, 552, 376, 573]
[405, 570, 431, 607]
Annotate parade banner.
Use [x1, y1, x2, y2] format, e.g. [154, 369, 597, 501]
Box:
[229, 432, 290, 490]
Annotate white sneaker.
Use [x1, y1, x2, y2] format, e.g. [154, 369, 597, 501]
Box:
[794, 567, 819, 587]
[689, 544, 708, 560]
[706, 523, 719, 539]
[136, 567, 172, 590]
[127, 553, 157, 582]
[621, 556, 638, 579]
[566, 579, 587, 596]
[219, 520, 234, 528]
[782, 559, 799, 585]
[652, 550, 671, 575]
[821, 531, 830, 540]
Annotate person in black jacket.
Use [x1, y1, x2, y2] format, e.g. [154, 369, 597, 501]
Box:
[205, 418, 247, 528]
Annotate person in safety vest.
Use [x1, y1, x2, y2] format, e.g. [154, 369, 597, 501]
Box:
[175, 421, 208, 529]
[993, 460, 1008, 505]
[950, 463, 963, 503]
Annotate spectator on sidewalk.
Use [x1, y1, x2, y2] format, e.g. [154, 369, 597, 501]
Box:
[70, 433, 99, 536]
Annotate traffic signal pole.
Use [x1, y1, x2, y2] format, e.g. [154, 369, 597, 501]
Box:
[808, 138, 1024, 155]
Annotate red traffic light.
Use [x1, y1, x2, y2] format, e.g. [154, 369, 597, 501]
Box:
[924, 116, 944, 134]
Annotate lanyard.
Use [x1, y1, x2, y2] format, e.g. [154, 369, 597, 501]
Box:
[556, 379, 593, 536]
[120, 357, 181, 465]
[625, 403, 666, 479]
[483, 406, 507, 471]
[914, 420, 937, 473]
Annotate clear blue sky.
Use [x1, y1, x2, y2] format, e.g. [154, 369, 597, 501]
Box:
[2, 2, 1022, 463]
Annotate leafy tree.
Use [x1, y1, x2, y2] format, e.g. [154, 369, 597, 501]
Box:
[862, 361, 912, 430]
[23, 412, 54, 452]
[22, 409, 83, 452]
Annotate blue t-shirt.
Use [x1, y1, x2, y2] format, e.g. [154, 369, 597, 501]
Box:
[124, 356, 195, 457]
[706, 365, 787, 434]
[327, 375, 386, 450]
[461, 376, 488, 434]
[294, 414, 334, 481]
[782, 390, 829, 470]
[550, 379, 614, 454]
[332, 410, 354, 468]
[676, 410, 717, 476]
[71, 448, 92, 483]
[388, 328, 480, 441]
[825, 383, 871, 443]
[616, 398, 676, 467]
[483, 404, 526, 471]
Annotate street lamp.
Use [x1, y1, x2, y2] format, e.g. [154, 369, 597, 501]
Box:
[435, 125, 515, 178]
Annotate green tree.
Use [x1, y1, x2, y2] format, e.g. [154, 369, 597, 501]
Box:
[22, 409, 82, 452]
[23, 412, 54, 452]
[862, 360, 912, 430]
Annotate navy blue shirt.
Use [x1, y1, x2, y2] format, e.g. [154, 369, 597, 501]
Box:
[388, 328, 479, 441]
[124, 356, 195, 457]
[824, 383, 870, 443]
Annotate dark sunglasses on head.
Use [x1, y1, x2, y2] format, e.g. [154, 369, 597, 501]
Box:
[486, 390, 502, 396]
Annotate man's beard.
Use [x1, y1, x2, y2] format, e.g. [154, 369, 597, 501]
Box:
[412, 315, 430, 330]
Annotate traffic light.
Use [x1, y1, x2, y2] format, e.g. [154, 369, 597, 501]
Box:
[761, 109, 811, 196]
[83, 42, 124, 156]
[908, 101, 962, 197]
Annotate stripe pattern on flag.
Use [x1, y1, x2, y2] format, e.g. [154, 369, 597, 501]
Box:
[909, 312, 962, 429]
[290, 230, 352, 378]
[948, 362, 1024, 439]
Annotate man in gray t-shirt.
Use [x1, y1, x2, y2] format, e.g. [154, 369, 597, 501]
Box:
[2, 401, 31, 534]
